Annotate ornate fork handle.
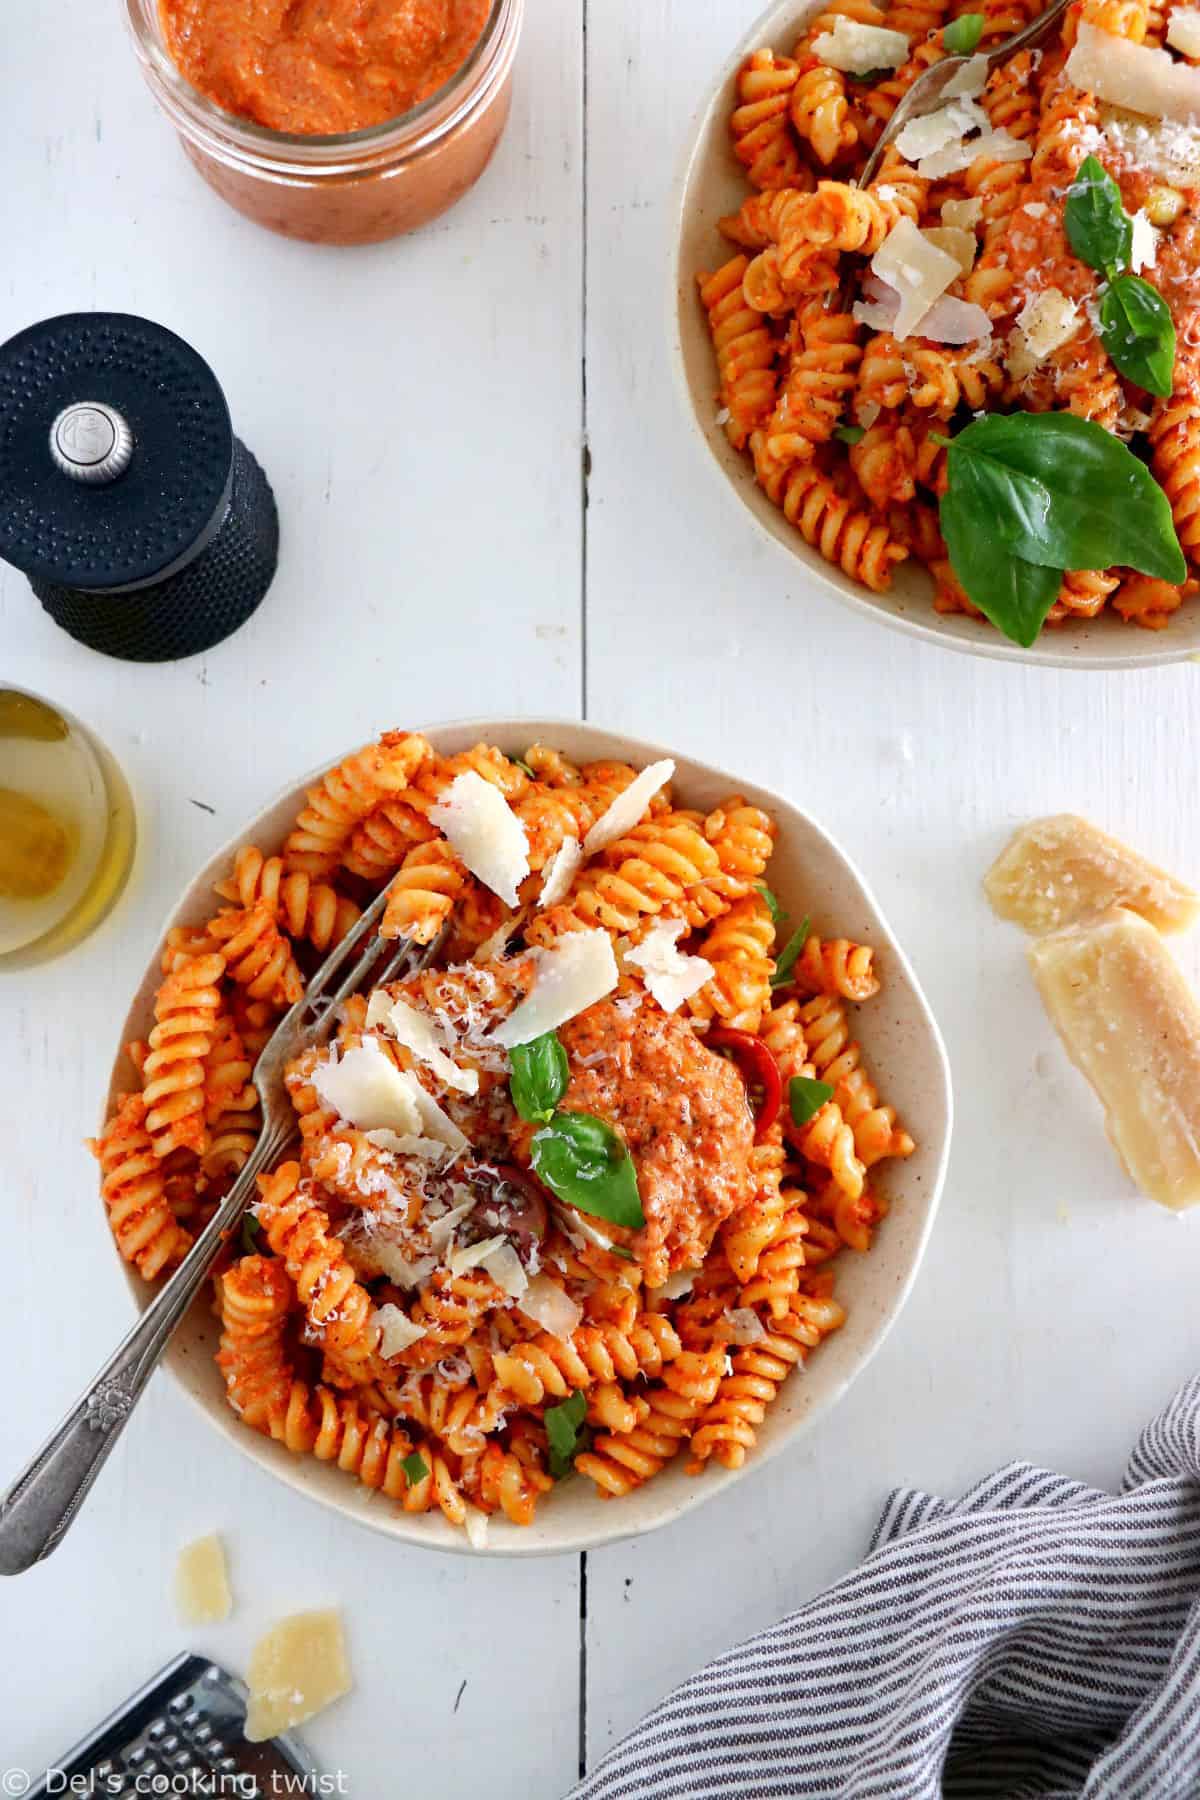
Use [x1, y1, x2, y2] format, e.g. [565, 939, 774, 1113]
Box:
[0, 1122, 291, 1576]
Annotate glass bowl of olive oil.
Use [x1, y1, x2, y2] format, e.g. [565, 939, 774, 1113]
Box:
[0, 689, 136, 966]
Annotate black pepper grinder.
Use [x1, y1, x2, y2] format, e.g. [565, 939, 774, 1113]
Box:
[0, 312, 279, 662]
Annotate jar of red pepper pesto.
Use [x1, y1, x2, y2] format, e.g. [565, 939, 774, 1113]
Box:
[125, 0, 522, 245]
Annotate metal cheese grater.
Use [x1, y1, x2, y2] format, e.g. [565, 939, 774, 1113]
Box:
[0, 313, 279, 663]
[29, 1653, 321, 1796]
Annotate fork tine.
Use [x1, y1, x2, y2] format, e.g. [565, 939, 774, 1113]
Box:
[325, 915, 450, 1014]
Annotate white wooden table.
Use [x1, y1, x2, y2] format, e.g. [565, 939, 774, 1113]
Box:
[4, 2, 1200, 1790]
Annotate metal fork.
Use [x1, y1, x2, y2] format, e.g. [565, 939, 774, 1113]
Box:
[857, 0, 1074, 189]
[0, 883, 446, 1575]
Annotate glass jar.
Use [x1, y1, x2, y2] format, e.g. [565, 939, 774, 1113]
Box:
[0, 690, 137, 968]
[124, 0, 523, 246]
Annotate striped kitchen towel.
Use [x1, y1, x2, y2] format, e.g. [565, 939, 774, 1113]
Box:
[569, 1371, 1200, 1800]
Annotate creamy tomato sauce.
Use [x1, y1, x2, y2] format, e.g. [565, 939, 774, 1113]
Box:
[160, 0, 493, 135]
[557, 997, 756, 1288]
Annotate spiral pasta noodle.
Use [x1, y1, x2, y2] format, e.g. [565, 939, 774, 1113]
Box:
[697, 258, 779, 449]
[140, 951, 226, 1160]
[283, 731, 431, 875]
[216, 846, 360, 951]
[91, 1094, 193, 1279]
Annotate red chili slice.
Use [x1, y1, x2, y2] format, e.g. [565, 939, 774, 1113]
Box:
[705, 1027, 783, 1141]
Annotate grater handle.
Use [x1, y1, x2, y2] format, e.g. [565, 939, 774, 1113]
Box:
[0, 1146, 277, 1575]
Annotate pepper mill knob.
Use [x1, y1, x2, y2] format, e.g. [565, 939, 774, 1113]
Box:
[49, 402, 135, 486]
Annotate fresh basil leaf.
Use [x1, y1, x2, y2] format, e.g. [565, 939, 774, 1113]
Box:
[756, 882, 784, 924]
[401, 1451, 429, 1486]
[946, 441, 1054, 559]
[545, 1390, 589, 1479]
[847, 65, 892, 82]
[945, 412, 1185, 583]
[607, 1245, 636, 1262]
[509, 1030, 570, 1124]
[940, 491, 1063, 646]
[531, 1112, 645, 1228]
[510, 753, 536, 778]
[770, 916, 810, 988]
[789, 1076, 835, 1126]
[834, 423, 866, 444]
[1100, 274, 1176, 399]
[943, 12, 985, 52]
[1065, 155, 1133, 278]
[240, 1212, 261, 1255]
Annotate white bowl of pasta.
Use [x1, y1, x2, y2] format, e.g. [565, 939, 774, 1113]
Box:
[98, 720, 952, 1555]
[671, 0, 1200, 666]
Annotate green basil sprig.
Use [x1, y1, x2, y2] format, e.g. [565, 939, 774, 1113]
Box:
[509, 1030, 570, 1124]
[833, 423, 866, 445]
[943, 12, 984, 52]
[240, 1212, 261, 1255]
[756, 882, 783, 925]
[401, 1451, 429, 1487]
[1100, 276, 1176, 398]
[789, 1076, 834, 1126]
[510, 752, 536, 778]
[532, 1111, 645, 1229]
[1063, 156, 1175, 397]
[937, 413, 1185, 645]
[1064, 156, 1132, 279]
[770, 916, 810, 988]
[545, 1391, 590, 1479]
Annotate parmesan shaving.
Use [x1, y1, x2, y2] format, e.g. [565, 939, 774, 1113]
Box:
[625, 918, 714, 1013]
[492, 928, 618, 1047]
[655, 1266, 700, 1300]
[985, 814, 1200, 935]
[942, 52, 989, 98]
[244, 1610, 352, 1743]
[870, 219, 961, 339]
[723, 1308, 766, 1345]
[539, 834, 583, 908]
[362, 1127, 448, 1160]
[582, 759, 674, 855]
[427, 1195, 478, 1247]
[1167, 5, 1200, 55]
[1007, 288, 1082, 380]
[361, 1241, 436, 1288]
[366, 992, 479, 1095]
[896, 96, 988, 163]
[373, 1302, 427, 1358]
[464, 1508, 490, 1550]
[519, 1272, 584, 1339]
[429, 769, 530, 908]
[481, 1240, 529, 1298]
[175, 1534, 232, 1626]
[312, 1039, 423, 1137]
[449, 1232, 508, 1276]
[918, 125, 1030, 180]
[1129, 208, 1159, 272]
[913, 295, 991, 343]
[1066, 22, 1200, 124]
[811, 16, 910, 73]
[941, 196, 983, 229]
[922, 224, 978, 277]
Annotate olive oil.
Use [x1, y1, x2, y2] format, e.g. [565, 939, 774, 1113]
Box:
[0, 690, 136, 964]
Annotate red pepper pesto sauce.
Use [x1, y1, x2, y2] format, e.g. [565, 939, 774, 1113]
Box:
[159, 0, 493, 135]
[556, 998, 756, 1289]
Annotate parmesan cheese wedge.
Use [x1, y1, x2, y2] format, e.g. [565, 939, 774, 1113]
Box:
[986, 815, 1199, 935]
[625, 918, 714, 1013]
[583, 760, 674, 855]
[1066, 22, 1200, 124]
[175, 1534, 232, 1626]
[365, 991, 479, 1094]
[244, 1610, 352, 1743]
[492, 928, 618, 1047]
[1029, 908, 1200, 1211]
[429, 770, 530, 908]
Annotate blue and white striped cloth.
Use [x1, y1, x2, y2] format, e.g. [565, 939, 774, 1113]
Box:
[570, 1373, 1200, 1799]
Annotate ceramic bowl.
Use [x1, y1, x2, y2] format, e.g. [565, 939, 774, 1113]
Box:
[105, 718, 953, 1555]
[670, 0, 1200, 668]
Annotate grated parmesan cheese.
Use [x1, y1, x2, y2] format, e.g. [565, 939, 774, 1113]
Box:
[492, 928, 618, 1046]
[363, 1127, 448, 1161]
[811, 16, 910, 72]
[583, 759, 675, 855]
[429, 770, 530, 908]
[625, 918, 714, 1013]
[1007, 287, 1082, 380]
